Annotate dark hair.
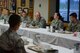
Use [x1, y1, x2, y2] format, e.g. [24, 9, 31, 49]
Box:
[70, 12, 77, 18]
[22, 10, 26, 13]
[8, 14, 21, 27]
[55, 12, 63, 21]
[21, 10, 28, 15]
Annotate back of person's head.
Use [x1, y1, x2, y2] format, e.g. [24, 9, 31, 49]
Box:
[8, 14, 21, 28]
[70, 12, 77, 18]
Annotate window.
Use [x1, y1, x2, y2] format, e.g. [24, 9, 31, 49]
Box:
[59, 0, 80, 22]
[59, 0, 68, 21]
[70, 0, 79, 19]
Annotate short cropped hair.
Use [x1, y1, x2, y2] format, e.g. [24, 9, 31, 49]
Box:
[70, 12, 77, 18]
[8, 14, 21, 27]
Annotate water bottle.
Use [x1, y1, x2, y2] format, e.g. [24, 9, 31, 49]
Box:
[74, 43, 80, 53]
[46, 26, 50, 32]
[4, 19, 6, 24]
[50, 26, 53, 32]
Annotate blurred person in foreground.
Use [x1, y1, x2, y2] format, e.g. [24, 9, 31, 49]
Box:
[0, 14, 27, 53]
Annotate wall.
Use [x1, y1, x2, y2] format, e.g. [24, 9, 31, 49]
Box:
[16, 0, 29, 14]
[34, 0, 56, 23]
[49, 0, 57, 17]
[34, 0, 49, 23]
[16, 0, 29, 8]
[48, 0, 57, 25]
[16, 0, 57, 23]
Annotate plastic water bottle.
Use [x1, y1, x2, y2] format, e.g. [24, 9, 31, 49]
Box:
[74, 43, 80, 53]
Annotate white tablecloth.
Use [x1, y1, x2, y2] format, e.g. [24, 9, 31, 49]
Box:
[0, 23, 80, 49]
[22, 36, 74, 53]
[24, 42, 74, 53]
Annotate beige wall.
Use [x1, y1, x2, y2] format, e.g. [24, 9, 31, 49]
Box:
[34, 0, 56, 23]
[34, 0, 49, 23]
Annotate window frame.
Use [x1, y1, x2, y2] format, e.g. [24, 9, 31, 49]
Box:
[59, 0, 80, 22]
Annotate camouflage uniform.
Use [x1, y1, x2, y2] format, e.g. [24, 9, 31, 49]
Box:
[51, 20, 63, 30]
[31, 17, 46, 28]
[0, 14, 9, 24]
[68, 21, 80, 32]
[21, 16, 31, 27]
[21, 16, 31, 24]
[0, 29, 27, 53]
